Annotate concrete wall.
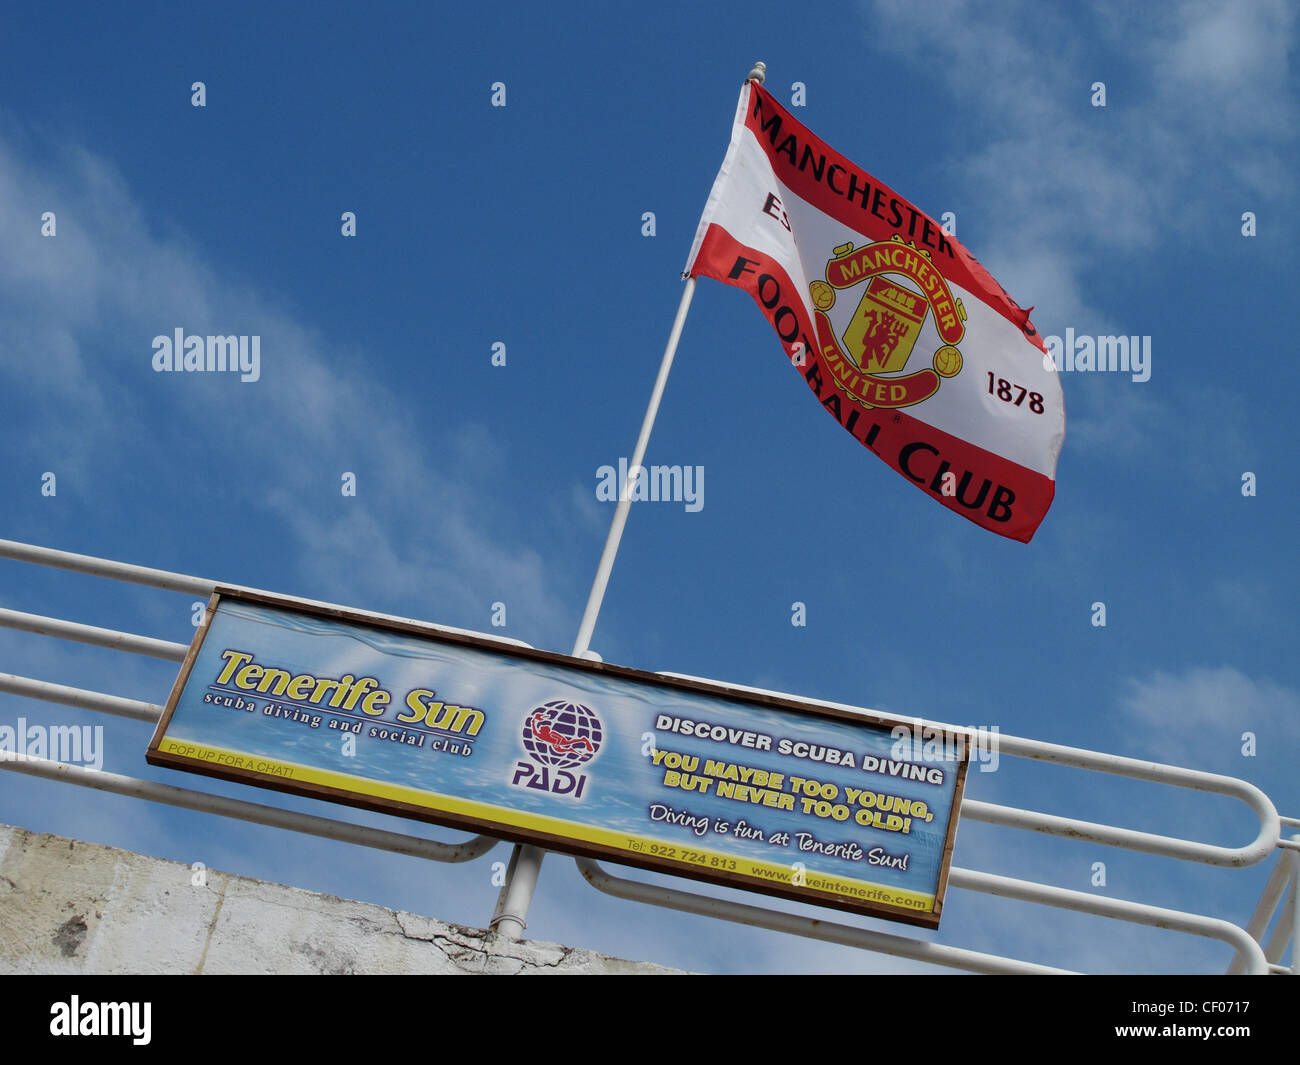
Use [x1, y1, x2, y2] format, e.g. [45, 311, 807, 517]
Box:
[0, 823, 678, 974]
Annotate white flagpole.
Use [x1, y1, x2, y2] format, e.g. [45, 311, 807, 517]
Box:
[489, 277, 697, 941]
[489, 61, 766, 942]
[571, 276, 696, 659]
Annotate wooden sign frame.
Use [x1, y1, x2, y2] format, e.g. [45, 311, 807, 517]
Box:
[147, 587, 969, 928]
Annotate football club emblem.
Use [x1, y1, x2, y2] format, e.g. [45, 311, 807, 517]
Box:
[810, 235, 967, 410]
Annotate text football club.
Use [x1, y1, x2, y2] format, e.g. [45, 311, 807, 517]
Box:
[724, 249, 1018, 526]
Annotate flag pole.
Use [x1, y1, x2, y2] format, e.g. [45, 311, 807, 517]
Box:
[489, 276, 696, 941]
[488, 62, 766, 942]
[569, 276, 696, 659]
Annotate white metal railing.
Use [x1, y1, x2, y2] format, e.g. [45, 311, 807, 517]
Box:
[574, 857, 1075, 975]
[0, 537, 1294, 975]
[0, 673, 161, 723]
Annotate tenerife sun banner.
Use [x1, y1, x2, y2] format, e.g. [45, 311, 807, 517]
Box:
[685, 80, 1065, 542]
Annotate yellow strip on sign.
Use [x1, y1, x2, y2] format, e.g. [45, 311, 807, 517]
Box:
[156, 737, 937, 912]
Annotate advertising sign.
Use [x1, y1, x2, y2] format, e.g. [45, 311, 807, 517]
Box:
[147, 590, 969, 926]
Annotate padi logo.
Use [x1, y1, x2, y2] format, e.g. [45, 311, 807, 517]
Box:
[808, 236, 967, 410]
[510, 699, 603, 799]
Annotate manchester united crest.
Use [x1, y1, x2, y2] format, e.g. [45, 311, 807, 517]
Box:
[810, 235, 967, 410]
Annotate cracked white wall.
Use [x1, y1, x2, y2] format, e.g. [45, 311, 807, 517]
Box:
[0, 824, 680, 975]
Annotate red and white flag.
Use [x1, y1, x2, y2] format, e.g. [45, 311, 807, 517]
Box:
[686, 80, 1064, 542]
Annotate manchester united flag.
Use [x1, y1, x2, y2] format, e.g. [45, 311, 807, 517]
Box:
[685, 80, 1065, 542]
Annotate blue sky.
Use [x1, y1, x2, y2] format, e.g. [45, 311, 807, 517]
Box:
[0, 0, 1296, 974]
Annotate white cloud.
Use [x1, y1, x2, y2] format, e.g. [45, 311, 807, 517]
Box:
[860, 0, 1296, 478]
[0, 126, 573, 648]
[1121, 664, 1300, 766]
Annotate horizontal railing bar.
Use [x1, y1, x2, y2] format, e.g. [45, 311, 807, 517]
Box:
[0, 538, 536, 651]
[0, 607, 188, 661]
[961, 797, 1276, 867]
[1281, 815, 1300, 828]
[576, 854, 1267, 975]
[990, 736, 1279, 867]
[0, 673, 161, 723]
[574, 857, 1074, 975]
[0, 755, 499, 864]
[0, 538, 216, 595]
[947, 867, 1268, 975]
